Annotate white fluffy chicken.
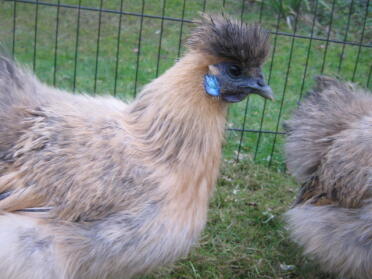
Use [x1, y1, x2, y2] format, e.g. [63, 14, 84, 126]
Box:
[285, 76, 372, 279]
[0, 15, 273, 279]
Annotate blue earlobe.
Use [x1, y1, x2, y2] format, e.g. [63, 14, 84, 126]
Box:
[204, 74, 220, 97]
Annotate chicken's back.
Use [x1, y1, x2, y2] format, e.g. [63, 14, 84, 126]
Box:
[0, 56, 143, 222]
[0, 56, 127, 163]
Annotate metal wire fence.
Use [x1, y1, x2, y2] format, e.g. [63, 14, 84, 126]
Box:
[0, 0, 371, 169]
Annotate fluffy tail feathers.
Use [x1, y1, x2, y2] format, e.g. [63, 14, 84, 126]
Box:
[0, 55, 43, 108]
[285, 203, 372, 279]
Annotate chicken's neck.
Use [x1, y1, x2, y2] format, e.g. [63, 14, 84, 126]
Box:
[125, 53, 227, 249]
[128, 52, 228, 169]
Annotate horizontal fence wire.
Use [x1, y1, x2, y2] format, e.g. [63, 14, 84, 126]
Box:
[227, 128, 286, 135]
[5, 0, 372, 48]
[3, 0, 371, 168]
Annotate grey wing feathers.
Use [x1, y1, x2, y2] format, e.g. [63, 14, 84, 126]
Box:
[285, 76, 372, 206]
[0, 190, 11, 201]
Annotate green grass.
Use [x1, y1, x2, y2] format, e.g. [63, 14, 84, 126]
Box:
[0, 1, 370, 277]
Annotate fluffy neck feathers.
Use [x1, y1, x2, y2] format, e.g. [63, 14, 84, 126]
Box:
[128, 52, 228, 167]
[132, 52, 226, 116]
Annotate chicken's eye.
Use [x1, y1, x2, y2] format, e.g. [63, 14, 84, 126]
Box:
[228, 64, 242, 78]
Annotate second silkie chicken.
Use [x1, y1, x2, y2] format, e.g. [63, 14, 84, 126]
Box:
[285, 76, 372, 279]
[0, 15, 273, 279]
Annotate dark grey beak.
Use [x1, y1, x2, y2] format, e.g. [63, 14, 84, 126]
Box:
[221, 76, 275, 103]
[242, 77, 274, 101]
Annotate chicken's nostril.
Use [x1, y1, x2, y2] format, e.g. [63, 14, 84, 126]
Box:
[257, 79, 265, 87]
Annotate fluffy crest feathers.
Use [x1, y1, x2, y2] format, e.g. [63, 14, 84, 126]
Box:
[186, 14, 270, 66]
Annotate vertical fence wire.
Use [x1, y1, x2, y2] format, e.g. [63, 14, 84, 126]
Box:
[32, 0, 39, 72]
[235, 0, 247, 161]
[320, 0, 336, 74]
[177, 0, 186, 58]
[93, 0, 104, 94]
[202, 0, 207, 12]
[155, 0, 166, 78]
[258, 0, 264, 22]
[337, 0, 354, 74]
[253, 1, 282, 161]
[253, 0, 272, 161]
[298, 0, 319, 101]
[268, 2, 300, 167]
[351, 0, 369, 82]
[133, 0, 145, 96]
[12, 1, 16, 56]
[239, 0, 245, 21]
[53, 0, 61, 86]
[72, 0, 82, 92]
[113, 0, 124, 96]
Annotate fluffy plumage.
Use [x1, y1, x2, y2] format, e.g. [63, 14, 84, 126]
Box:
[284, 76, 372, 279]
[0, 15, 271, 279]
